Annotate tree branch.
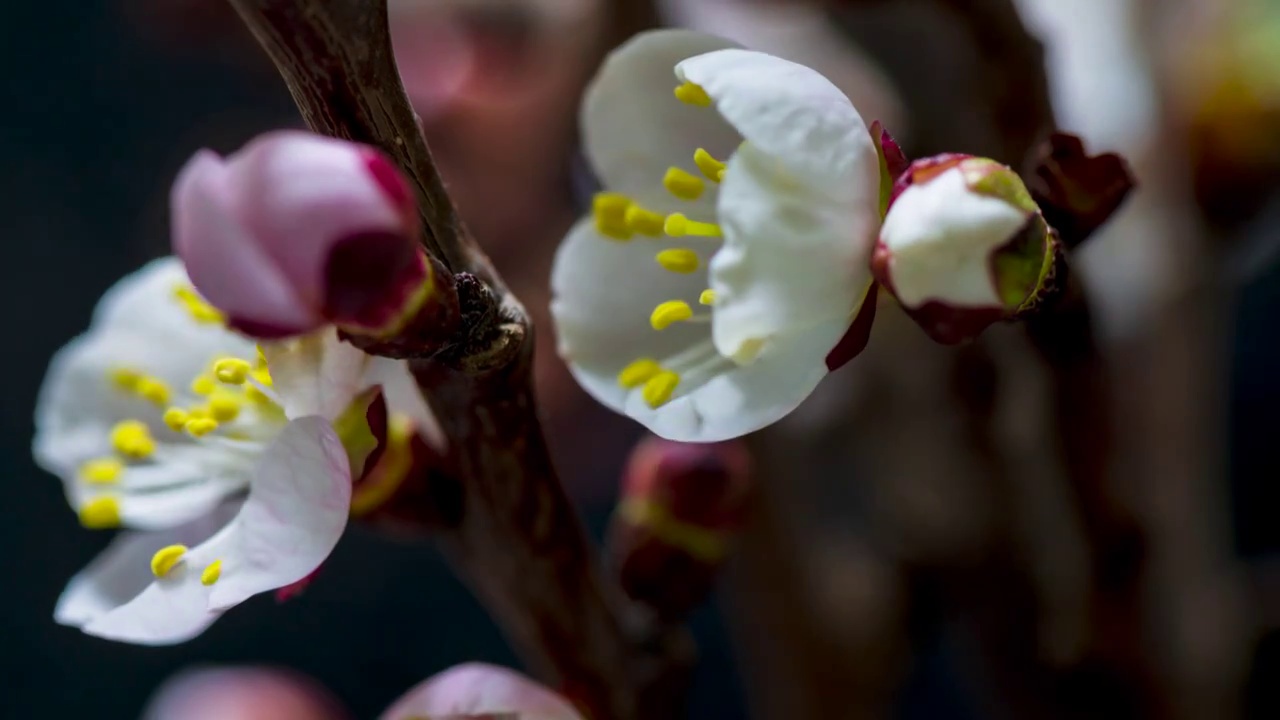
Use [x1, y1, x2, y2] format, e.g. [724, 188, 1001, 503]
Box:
[224, 1, 689, 718]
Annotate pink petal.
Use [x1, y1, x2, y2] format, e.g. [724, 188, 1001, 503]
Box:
[380, 664, 584, 720]
[171, 150, 319, 335]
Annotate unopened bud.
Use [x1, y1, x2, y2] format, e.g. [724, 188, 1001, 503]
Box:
[380, 663, 583, 720]
[873, 155, 1063, 344]
[610, 436, 752, 621]
[171, 131, 454, 342]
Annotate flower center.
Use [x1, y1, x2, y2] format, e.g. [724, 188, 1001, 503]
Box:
[74, 283, 287, 541]
[587, 81, 740, 409]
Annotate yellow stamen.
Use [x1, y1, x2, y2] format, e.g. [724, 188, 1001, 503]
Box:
[185, 418, 219, 437]
[201, 560, 223, 586]
[245, 385, 279, 412]
[162, 407, 190, 432]
[78, 497, 121, 529]
[655, 248, 700, 274]
[643, 371, 681, 408]
[618, 358, 663, 389]
[251, 367, 273, 388]
[174, 286, 224, 324]
[650, 300, 694, 330]
[150, 544, 187, 577]
[625, 205, 665, 236]
[208, 392, 242, 423]
[694, 148, 727, 183]
[593, 192, 633, 240]
[699, 289, 717, 306]
[213, 358, 251, 385]
[664, 213, 722, 238]
[663, 167, 705, 201]
[110, 420, 155, 459]
[135, 376, 171, 406]
[190, 375, 216, 396]
[79, 457, 124, 485]
[187, 406, 211, 421]
[674, 80, 712, 107]
[109, 368, 142, 391]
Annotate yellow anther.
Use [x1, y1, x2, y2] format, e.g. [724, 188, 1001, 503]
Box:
[251, 367, 273, 388]
[643, 371, 681, 408]
[109, 368, 142, 391]
[674, 81, 712, 107]
[625, 205, 665, 236]
[213, 358, 251, 385]
[78, 497, 121, 529]
[135, 377, 171, 406]
[593, 192, 634, 241]
[174, 286, 224, 324]
[618, 358, 663, 389]
[190, 375, 216, 396]
[79, 457, 124, 485]
[110, 420, 155, 459]
[664, 213, 723, 238]
[162, 407, 189, 432]
[208, 393, 242, 423]
[185, 418, 219, 437]
[187, 406, 211, 421]
[200, 560, 223, 586]
[663, 167, 705, 201]
[655, 248, 700, 274]
[650, 300, 694, 330]
[694, 148, 726, 183]
[149, 544, 188, 577]
[699, 289, 717, 306]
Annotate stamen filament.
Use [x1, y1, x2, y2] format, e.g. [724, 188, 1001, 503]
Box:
[664, 213, 722, 238]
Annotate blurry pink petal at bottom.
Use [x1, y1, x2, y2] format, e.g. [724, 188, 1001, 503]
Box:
[380, 663, 584, 720]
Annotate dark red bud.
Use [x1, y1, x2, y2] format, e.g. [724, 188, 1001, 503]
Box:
[1023, 132, 1135, 250]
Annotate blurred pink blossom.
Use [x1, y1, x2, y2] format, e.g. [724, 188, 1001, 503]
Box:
[171, 131, 427, 339]
[380, 663, 584, 720]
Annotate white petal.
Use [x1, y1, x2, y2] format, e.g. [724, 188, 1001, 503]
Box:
[361, 357, 444, 450]
[204, 416, 351, 609]
[880, 166, 1028, 308]
[551, 219, 710, 416]
[620, 316, 837, 442]
[582, 29, 741, 217]
[66, 465, 245, 531]
[66, 506, 235, 643]
[83, 418, 348, 643]
[711, 142, 875, 362]
[677, 47, 877, 193]
[262, 329, 369, 421]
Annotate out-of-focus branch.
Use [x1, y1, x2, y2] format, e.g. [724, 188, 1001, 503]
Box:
[224, 1, 690, 718]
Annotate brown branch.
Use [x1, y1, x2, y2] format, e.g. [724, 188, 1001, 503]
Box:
[224, 1, 689, 718]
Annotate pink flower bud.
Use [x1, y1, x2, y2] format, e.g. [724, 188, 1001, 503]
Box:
[611, 436, 753, 620]
[380, 663, 583, 720]
[171, 131, 432, 339]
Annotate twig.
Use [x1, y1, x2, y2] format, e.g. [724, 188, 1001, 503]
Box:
[224, 1, 689, 718]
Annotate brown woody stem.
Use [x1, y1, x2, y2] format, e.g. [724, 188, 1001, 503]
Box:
[224, 0, 688, 717]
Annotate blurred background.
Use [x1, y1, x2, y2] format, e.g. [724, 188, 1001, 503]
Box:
[2, 0, 1280, 717]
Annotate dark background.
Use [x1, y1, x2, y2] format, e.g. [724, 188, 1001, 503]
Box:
[3, 2, 1279, 719]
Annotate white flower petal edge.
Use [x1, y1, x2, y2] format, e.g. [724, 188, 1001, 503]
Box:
[72, 418, 349, 645]
[710, 143, 872, 363]
[583, 30, 742, 218]
[553, 220, 835, 442]
[880, 166, 1028, 308]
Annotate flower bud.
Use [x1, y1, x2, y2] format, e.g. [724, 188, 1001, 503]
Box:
[380, 663, 583, 720]
[872, 155, 1063, 344]
[171, 130, 440, 339]
[610, 436, 752, 621]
